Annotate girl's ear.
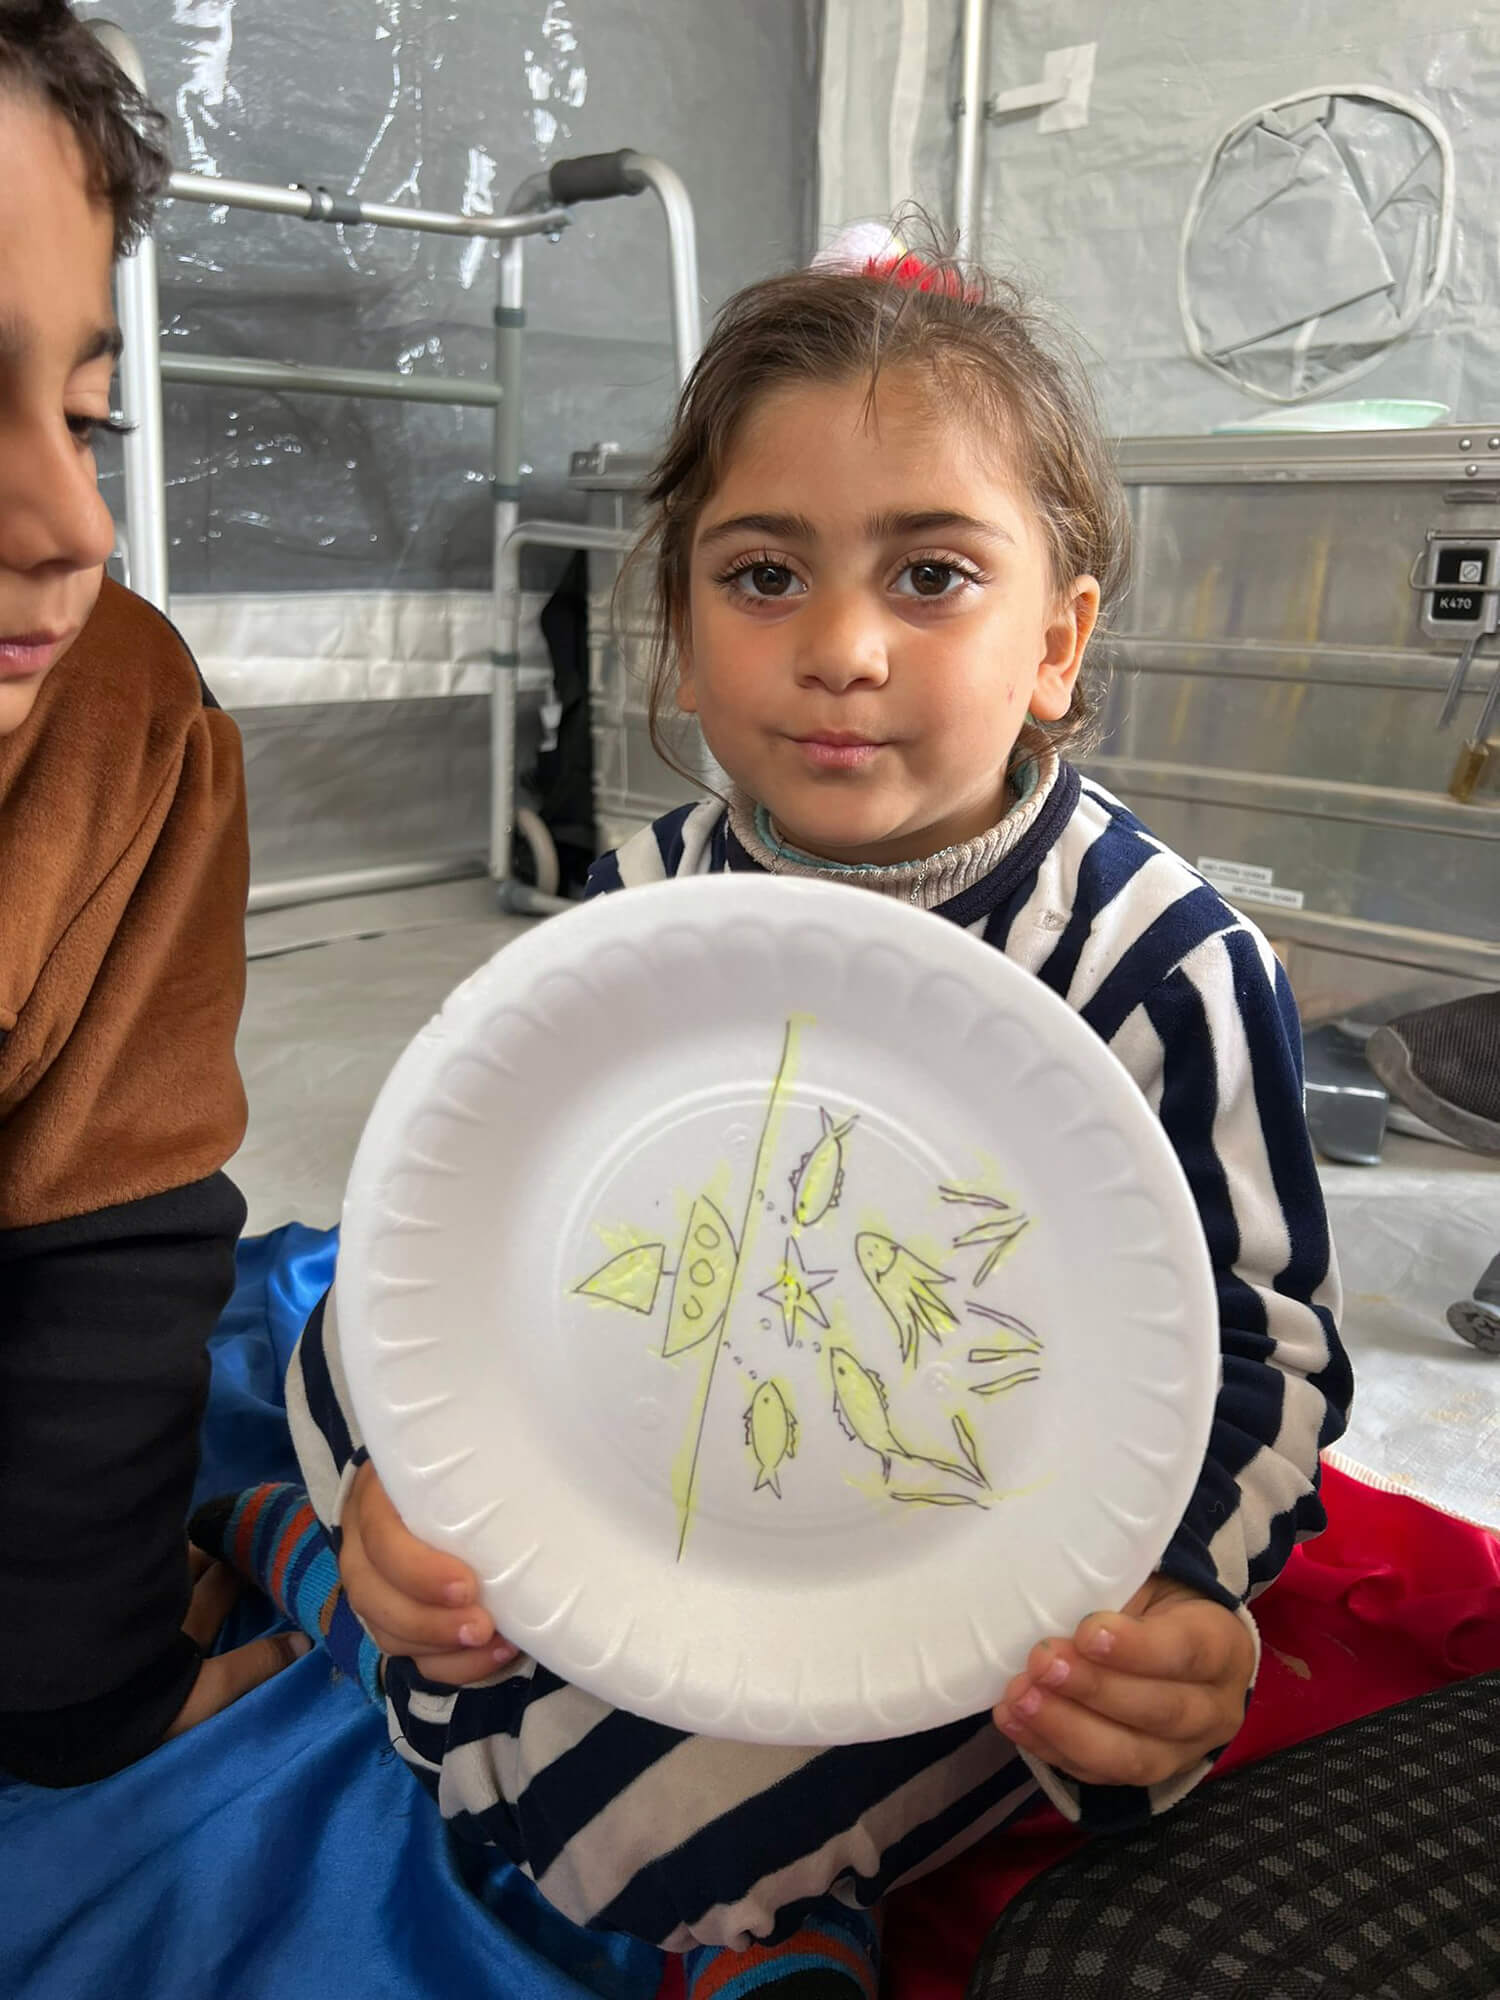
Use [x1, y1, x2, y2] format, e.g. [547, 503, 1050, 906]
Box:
[1029, 576, 1101, 724]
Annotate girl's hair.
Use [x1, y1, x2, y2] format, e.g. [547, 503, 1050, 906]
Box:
[0, 0, 171, 257]
[634, 242, 1131, 783]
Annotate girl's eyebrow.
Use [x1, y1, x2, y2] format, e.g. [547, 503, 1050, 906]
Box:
[0, 318, 124, 366]
[867, 509, 1012, 545]
[698, 510, 816, 549]
[77, 323, 125, 366]
[697, 508, 1013, 550]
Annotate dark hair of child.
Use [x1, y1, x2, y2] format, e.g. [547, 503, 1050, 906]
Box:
[0, 0, 170, 255]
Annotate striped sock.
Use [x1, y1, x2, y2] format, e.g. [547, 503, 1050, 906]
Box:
[190, 1482, 383, 1704]
[683, 1904, 880, 2000]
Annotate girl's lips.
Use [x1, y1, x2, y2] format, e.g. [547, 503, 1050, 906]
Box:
[791, 733, 885, 770]
[0, 631, 67, 680]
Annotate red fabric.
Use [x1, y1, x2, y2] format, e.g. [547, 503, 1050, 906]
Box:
[883, 1466, 1500, 2000]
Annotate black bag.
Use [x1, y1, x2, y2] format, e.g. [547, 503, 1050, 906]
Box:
[531, 551, 597, 896]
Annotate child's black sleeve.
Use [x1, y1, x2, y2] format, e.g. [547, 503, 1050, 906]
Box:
[0, 581, 250, 1786]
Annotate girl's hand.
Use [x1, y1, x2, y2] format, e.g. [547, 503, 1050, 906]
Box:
[340, 1461, 519, 1685]
[992, 1574, 1255, 1789]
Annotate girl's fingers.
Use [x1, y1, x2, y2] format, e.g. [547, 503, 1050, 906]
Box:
[410, 1643, 524, 1688]
[1073, 1596, 1249, 1686]
[342, 1543, 497, 1656]
[994, 1689, 1197, 1790]
[349, 1464, 480, 1609]
[1001, 1650, 1232, 1746]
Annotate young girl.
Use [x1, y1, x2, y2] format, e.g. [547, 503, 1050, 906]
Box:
[205, 232, 1351, 1997]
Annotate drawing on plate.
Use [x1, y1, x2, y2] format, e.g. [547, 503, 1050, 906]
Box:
[940, 1186, 1032, 1285]
[570, 1019, 1044, 1557]
[574, 1243, 667, 1315]
[828, 1346, 989, 1501]
[855, 1232, 960, 1369]
[758, 1237, 835, 1346]
[745, 1380, 798, 1497]
[790, 1109, 858, 1226]
[662, 1196, 740, 1357]
[966, 1302, 1043, 1397]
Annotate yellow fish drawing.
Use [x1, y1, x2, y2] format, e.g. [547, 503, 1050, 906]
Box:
[575, 1243, 667, 1315]
[745, 1380, 798, 1497]
[855, 1233, 959, 1369]
[828, 1347, 984, 1488]
[790, 1109, 858, 1226]
[663, 1196, 739, 1357]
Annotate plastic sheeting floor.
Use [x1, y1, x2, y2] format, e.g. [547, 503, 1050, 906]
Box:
[234, 880, 1499, 1533]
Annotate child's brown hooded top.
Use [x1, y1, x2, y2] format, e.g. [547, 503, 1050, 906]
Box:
[0, 576, 249, 1785]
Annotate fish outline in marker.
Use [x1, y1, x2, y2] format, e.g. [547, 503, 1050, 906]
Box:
[827, 1346, 985, 1489]
[855, 1232, 960, 1369]
[745, 1380, 798, 1497]
[790, 1109, 858, 1226]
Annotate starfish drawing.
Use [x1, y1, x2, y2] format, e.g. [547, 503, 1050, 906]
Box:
[758, 1236, 836, 1346]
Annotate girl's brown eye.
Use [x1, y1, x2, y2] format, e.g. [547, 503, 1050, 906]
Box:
[909, 562, 957, 597]
[725, 561, 803, 600]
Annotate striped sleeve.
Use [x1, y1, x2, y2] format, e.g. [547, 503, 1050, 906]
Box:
[285, 1284, 368, 1541]
[1015, 863, 1349, 1830]
[584, 800, 726, 899]
[1137, 924, 1349, 1607]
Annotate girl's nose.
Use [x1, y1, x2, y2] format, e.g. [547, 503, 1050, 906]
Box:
[793, 589, 890, 692]
[0, 421, 117, 579]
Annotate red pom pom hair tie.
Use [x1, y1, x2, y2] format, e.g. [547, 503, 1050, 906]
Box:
[869, 251, 974, 298]
[809, 223, 980, 301]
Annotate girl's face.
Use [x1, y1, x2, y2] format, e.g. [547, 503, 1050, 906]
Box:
[0, 95, 118, 737]
[679, 370, 1099, 865]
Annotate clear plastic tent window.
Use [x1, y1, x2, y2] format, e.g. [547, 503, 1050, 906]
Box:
[1179, 87, 1454, 404]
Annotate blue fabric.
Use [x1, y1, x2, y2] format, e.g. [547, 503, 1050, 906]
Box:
[0, 1224, 665, 2000]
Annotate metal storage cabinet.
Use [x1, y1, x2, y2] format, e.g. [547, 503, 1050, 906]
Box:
[1093, 428, 1499, 1007]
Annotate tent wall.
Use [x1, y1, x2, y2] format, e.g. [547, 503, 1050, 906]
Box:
[820, 1, 1499, 435]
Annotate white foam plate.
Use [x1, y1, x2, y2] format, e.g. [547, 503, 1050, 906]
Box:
[339, 874, 1217, 1744]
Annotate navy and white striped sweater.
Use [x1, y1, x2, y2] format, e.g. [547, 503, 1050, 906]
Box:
[592, 764, 1349, 1616]
[287, 762, 1350, 1950]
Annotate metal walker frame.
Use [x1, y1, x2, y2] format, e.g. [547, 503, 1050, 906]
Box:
[94, 22, 701, 918]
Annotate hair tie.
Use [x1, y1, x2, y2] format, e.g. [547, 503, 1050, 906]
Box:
[810, 224, 979, 301]
[810, 222, 908, 274]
